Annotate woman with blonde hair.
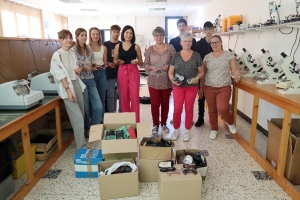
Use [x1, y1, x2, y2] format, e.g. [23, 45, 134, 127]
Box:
[89, 27, 107, 115]
[71, 28, 103, 137]
[143, 26, 175, 136]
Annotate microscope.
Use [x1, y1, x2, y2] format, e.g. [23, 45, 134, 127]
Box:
[277, 52, 300, 94]
[262, 1, 280, 26]
[241, 48, 263, 77]
[214, 15, 221, 33]
[258, 49, 285, 84]
[228, 49, 248, 74]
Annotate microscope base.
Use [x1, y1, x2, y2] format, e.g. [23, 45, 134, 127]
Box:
[257, 79, 278, 84]
[278, 87, 300, 94]
[276, 81, 293, 89]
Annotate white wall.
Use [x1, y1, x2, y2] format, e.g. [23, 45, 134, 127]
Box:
[70, 16, 165, 52]
[189, 0, 300, 130]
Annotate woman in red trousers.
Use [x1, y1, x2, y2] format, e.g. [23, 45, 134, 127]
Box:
[113, 25, 143, 122]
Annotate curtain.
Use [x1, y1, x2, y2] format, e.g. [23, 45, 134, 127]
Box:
[55, 14, 68, 30]
[0, 0, 44, 38]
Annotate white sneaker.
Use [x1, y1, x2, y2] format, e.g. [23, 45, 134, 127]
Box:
[210, 130, 218, 140]
[226, 122, 237, 134]
[152, 126, 158, 136]
[161, 125, 170, 133]
[171, 129, 179, 141]
[183, 130, 190, 142]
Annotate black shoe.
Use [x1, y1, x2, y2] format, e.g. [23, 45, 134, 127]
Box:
[195, 119, 204, 127]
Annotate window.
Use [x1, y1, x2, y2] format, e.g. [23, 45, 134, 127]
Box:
[165, 16, 183, 43]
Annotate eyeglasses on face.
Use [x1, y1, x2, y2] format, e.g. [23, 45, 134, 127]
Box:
[210, 41, 220, 45]
[204, 28, 215, 32]
[154, 34, 165, 38]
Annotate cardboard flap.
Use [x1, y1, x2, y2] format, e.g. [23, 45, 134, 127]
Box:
[88, 124, 103, 142]
[104, 112, 136, 124]
[136, 122, 150, 138]
[291, 134, 300, 155]
[101, 139, 137, 155]
[267, 120, 282, 142]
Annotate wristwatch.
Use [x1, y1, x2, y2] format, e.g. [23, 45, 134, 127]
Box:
[65, 87, 70, 91]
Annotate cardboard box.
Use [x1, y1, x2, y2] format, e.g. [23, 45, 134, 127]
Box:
[266, 118, 300, 185]
[12, 145, 36, 179]
[98, 159, 138, 199]
[176, 149, 208, 180]
[89, 113, 150, 159]
[29, 129, 58, 161]
[74, 148, 103, 178]
[140, 137, 173, 160]
[158, 164, 202, 200]
[139, 150, 175, 182]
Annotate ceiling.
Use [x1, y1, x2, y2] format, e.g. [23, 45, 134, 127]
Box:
[13, 0, 211, 17]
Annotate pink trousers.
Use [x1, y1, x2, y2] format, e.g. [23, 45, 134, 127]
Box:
[118, 64, 140, 122]
[173, 86, 198, 129]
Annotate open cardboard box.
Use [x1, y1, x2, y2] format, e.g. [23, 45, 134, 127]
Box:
[176, 149, 208, 180]
[267, 118, 300, 185]
[139, 148, 175, 182]
[98, 159, 138, 199]
[139, 137, 173, 160]
[158, 164, 202, 200]
[89, 113, 150, 159]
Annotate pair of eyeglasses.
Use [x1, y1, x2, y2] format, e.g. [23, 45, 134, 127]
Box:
[204, 28, 215, 32]
[182, 168, 197, 175]
[154, 34, 165, 38]
[210, 41, 220, 45]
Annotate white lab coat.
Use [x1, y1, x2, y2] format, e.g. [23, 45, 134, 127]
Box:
[50, 51, 86, 99]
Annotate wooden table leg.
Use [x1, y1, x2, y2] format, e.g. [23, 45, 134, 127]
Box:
[277, 110, 292, 176]
[21, 125, 34, 181]
[55, 105, 63, 149]
[232, 83, 238, 125]
[249, 96, 259, 149]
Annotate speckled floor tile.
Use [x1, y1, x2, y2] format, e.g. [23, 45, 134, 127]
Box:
[9, 92, 298, 200]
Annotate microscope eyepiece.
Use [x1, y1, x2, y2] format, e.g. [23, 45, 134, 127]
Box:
[229, 49, 232, 52]
[242, 48, 246, 52]
[261, 49, 266, 53]
[280, 52, 287, 58]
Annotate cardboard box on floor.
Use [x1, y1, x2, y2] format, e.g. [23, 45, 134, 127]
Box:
[139, 148, 175, 182]
[98, 159, 138, 199]
[266, 118, 300, 185]
[140, 137, 173, 160]
[176, 149, 208, 180]
[89, 113, 150, 159]
[158, 164, 202, 200]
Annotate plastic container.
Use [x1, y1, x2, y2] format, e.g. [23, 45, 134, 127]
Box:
[222, 18, 228, 32]
[227, 15, 243, 29]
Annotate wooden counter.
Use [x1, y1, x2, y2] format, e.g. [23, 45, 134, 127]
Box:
[221, 77, 300, 199]
[0, 96, 74, 200]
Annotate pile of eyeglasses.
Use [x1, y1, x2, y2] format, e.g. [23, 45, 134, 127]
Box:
[142, 137, 173, 147]
[176, 151, 207, 168]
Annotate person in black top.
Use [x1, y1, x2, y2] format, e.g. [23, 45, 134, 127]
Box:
[169, 18, 196, 52]
[113, 25, 143, 122]
[194, 21, 214, 127]
[103, 25, 122, 113]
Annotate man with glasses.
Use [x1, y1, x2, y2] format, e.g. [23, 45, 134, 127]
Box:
[169, 18, 196, 52]
[194, 21, 214, 127]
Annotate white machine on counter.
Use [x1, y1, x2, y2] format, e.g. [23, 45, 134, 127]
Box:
[278, 52, 300, 94]
[30, 72, 57, 94]
[0, 79, 44, 109]
[258, 49, 287, 84]
[241, 48, 263, 77]
[229, 49, 248, 74]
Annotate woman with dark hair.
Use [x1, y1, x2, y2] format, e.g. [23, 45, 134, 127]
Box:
[113, 25, 143, 122]
[202, 35, 241, 140]
[89, 27, 107, 115]
[71, 28, 103, 137]
[143, 26, 175, 136]
[50, 29, 86, 150]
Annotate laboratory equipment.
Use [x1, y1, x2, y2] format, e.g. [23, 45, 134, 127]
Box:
[241, 48, 263, 77]
[30, 72, 57, 94]
[258, 49, 286, 84]
[262, 1, 280, 26]
[214, 15, 221, 32]
[278, 52, 300, 94]
[229, 49, 248, 74]
[0, 79, 44, 109]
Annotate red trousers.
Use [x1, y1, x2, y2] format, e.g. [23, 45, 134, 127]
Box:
[148, 87, 172, 126]
[203, 85, 233, 131]
[118, 64, 140, 122]
[173, 86, 198, 129]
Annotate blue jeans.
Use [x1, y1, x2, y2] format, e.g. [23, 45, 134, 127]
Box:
[106, 79, 121, 112]
[93, 70, 107, 116]
[82, 79, 103, 130]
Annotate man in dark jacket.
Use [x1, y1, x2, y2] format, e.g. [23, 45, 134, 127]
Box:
[194, 21, 214, 127]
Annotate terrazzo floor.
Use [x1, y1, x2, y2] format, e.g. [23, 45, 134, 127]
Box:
[9, 77, 299, 199]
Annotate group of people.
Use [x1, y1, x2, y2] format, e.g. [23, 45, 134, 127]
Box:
[50, 18, 241, 151]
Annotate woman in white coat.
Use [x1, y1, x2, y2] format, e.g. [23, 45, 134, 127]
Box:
[50, 29, 87, 150]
